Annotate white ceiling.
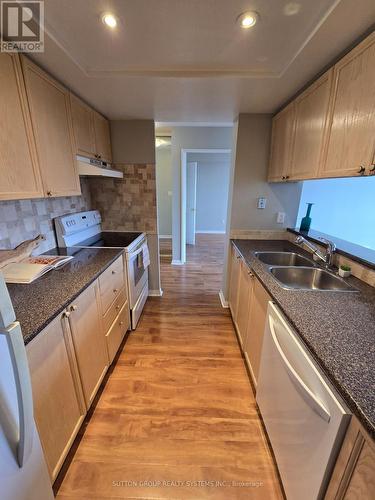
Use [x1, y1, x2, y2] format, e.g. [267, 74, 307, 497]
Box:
[32, 0, 375, 121]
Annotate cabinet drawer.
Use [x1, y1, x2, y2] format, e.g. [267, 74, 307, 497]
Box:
[99, 256, 125, 313]
[106, 303, 129, 363]
[103, 287, 126, 333]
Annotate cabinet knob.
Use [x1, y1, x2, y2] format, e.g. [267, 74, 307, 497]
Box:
[358, 166, 366, 175]
[112, 270, 116, 275]
[63, 311, 71, 318]
[46, 191, 52, 197]
[70, 305, 78, 311]
[119, 321, 124, 326]
[113, 288, 118, 293]
[369, 164, 375, 174]
[248, 270, 254, 277]
[116, 304, 120, 310]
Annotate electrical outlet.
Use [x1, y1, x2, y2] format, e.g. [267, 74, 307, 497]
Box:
[277, 212, 285, 224]
[257, 197, 266, 209]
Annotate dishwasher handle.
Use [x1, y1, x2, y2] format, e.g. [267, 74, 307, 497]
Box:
[269, 315, 331, 423]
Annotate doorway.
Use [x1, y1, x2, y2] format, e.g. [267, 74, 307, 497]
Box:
[181, 149, 231, 264]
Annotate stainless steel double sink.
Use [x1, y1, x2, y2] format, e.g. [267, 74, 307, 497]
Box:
[255, 251, 357, 292]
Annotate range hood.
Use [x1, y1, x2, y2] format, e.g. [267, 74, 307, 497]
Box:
[76, 155, 123, 179]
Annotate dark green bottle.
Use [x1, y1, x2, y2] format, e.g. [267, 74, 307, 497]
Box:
[300, 203, 314, 232]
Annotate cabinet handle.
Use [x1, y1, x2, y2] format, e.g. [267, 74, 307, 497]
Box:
[70, 305, 78, 312]
[358, 166, 366, 175]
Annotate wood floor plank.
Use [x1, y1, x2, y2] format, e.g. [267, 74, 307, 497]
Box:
[56, 234, 282, 500]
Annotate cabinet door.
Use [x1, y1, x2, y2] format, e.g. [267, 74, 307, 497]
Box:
[268, 103, 295, 182]
[0, 53, 43, 200]
[228, 245, 241, 322]
[21, 57, 81, 197]
[70, 93, 96, 158]
[321, 33, 375, 178]
[93, 111, 112, 162]
[290, 70, 333, 181]
[26, 313, 85, 480]
[236, 259, 254, 348]
[243, 278, 271, 387]
[68, 281, 108, 409]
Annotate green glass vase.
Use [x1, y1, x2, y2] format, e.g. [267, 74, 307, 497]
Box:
[300, 203, 314, 232]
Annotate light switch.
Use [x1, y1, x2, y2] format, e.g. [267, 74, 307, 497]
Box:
[257, 197, 266, 209]
[277, 212, 285, 224]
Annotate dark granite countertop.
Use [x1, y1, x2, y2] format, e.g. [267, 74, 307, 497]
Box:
[7, 247, 124, 346]
[232, 239, 375, 440]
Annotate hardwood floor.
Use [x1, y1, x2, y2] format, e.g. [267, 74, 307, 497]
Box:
[56, 234, 282, 500]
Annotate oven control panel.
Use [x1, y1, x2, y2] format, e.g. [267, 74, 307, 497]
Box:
[57, 210, 102, 235]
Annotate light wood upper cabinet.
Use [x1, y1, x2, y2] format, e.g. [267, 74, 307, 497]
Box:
[290, 69, 333, 181]
[243, 277, 271, 387]
[268, 103, 296, 182]
[67, 281, 108, 409]
[0, 53, 43, 200]
[320, 32, 375, 178]
[26, 313, 85, 481]
[236, 259, 254, 349]
[70, 93, 96, 158]
[21, 56, 81, 197]
[93, 111, 112, 162]
[228, 245, 241, 321]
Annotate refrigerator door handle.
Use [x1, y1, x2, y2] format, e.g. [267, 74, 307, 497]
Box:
[1, 322, 34, 467]
[269, 315, 331, 423]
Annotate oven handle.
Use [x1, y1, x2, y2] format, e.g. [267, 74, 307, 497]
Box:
[269, 315, 331, 423]
[128, 243, 147, 259]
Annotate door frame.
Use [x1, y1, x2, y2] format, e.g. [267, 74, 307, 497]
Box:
[180, 148, 231, 264]
[186, 161, 198, 246]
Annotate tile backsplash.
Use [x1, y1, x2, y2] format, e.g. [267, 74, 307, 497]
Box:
[88, 163, 157, 233]
[0, 179, 91, 254]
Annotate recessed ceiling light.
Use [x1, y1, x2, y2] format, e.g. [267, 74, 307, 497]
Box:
[237, 11, 259, 29]
[102, 13, 118, 29]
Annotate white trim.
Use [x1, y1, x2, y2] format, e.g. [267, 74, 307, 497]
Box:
[156, 122, 234, 128]
[171, 259, 184, 265]
[148, 288, 164, 297]
[196, 230, 226, 234]
[159, 235, 172, 239]
[219, 290, 229, 308]
[180, 148, 232, 264]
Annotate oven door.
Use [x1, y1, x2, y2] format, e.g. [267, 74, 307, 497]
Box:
[127, 242, 148, 309]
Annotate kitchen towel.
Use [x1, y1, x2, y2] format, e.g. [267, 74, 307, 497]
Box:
[141, 242, 150, 269]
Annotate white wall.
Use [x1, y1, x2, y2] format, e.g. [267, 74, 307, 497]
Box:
[297, 176, 375, 249]
[187, 152, 231, 233]
[221, 114, 303, 298]
[156, 140, 172, 237]
[171, 126, 233, 262]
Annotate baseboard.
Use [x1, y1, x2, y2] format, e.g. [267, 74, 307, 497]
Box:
[148, 288, 164, 297]
[196, 230, 226, 234]
[171, 259, 184, 265]
[159, 235, 172, 239]
[219, 290, 229, 308]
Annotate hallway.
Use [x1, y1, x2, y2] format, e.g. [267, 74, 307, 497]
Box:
[57, 235, 282, 499]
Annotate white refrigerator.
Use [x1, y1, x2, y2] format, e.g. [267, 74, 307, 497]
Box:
[0, 274, 54, 500]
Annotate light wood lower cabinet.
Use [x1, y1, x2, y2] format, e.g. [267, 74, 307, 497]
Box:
[228, 243, 272, 387]
[325, 417, 375, 500]
[67, 281, 108, 409]
[228, 245, 241, 322]
[235, 259, 254, 348]
[21, 56, 81, 197]
[26, 312, 85, 481]
[243, 276, 271, 387]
